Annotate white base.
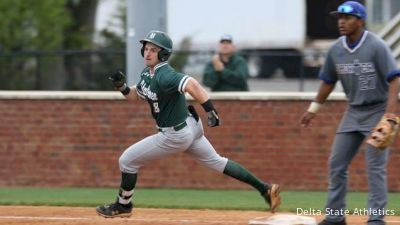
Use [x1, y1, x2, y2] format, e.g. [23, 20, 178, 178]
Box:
[249, 214, 317, 225]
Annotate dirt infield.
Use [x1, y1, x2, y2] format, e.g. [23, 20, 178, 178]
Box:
[0, 206, 399, 225]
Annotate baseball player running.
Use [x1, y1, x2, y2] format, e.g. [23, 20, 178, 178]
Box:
[96, 30, 281, 218]
[300, 2, 400, 225]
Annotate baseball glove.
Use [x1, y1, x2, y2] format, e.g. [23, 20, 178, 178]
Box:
[366, 113, 400, 149]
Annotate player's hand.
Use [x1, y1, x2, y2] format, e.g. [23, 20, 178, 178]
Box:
[108, 71, 126, 88]
[300, 111, 315, 128]
[207, 110, 220, 127]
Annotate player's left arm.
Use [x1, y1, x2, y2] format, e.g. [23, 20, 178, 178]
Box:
[366, 44, 400, 149]
[367, 76, 400, 149]
[386, 76, 400, 113]
[184, 78, 209, 103]
[184, 78, 220, 127]
[375, 41, 400, 113]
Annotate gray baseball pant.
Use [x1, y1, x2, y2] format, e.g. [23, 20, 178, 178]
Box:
[118, 116, 228, 174]
[325, 132, 389, 225]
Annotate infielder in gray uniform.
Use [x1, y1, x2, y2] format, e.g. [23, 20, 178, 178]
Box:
[96, 30, 281, 218]
[300, 2, 400, 225]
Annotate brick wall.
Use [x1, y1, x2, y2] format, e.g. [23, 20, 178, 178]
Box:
[0, 92, 399, 191]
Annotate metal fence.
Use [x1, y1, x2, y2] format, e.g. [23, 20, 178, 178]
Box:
[0, 49, 324, 91]
[0, 50, 125, 90]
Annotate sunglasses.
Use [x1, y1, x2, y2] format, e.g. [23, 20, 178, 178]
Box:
[338, 5, 354, 13]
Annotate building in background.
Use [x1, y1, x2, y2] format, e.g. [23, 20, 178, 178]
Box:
[94, 0, 400, 80]
[165, 0, 400, 79]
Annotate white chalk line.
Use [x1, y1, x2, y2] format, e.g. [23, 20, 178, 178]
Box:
[0, 216, 89, 221]
[1, 215, 399, 224]
[0, 215, 244, 224]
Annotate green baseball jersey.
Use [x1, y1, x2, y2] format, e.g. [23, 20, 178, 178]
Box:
[135, 62, 190, 127]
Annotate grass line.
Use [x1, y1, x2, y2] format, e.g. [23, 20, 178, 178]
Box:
[0, 187, 398, 215]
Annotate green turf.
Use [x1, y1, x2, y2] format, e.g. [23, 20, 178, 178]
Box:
[0, 187, 399, 215]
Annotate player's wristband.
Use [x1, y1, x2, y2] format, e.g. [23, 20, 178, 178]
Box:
[201, 99, 215, 112]
[307, 101, 321, 114]
[119, 83, 131, 95]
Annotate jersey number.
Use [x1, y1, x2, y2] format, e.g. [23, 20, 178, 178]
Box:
[359, 75, 376, 91]
[152, 102, 160, 113]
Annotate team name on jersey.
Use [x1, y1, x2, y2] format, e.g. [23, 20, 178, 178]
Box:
[140, 80, 158, 101]
[143, 71, 151, 77]
[336, 60, 375, 75]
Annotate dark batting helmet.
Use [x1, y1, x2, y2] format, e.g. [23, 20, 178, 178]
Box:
[140, 30, 173, 62]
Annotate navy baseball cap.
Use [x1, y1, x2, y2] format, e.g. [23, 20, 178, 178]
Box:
[220, 34, 233, 43]
[330, 1, 366, 20]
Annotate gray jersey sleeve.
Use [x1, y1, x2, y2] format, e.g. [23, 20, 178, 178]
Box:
[319, 47, 338, 84]
[375, 40, 400, 82]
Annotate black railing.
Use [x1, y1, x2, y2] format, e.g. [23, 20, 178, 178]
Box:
[0, 49, 323, 91]
[0, 50, 125, 90]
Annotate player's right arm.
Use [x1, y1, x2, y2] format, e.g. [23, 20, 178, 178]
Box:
[301, 48, 337, 128]
[300, 81, 335, 128]
[108, 71, 140, 101]
[313, 81, 336, 104]
[123, 86, 140, 101]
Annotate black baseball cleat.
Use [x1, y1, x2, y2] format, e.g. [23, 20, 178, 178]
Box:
[96, 200, 133, 218]
[263, 183, 281, 213]
[318, 219, 347, 225]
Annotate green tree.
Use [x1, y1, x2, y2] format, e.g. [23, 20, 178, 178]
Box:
[0, 0, 100, 90]
[98, 1, 126, 49]
[63, 0, 99, 90]
[0, 0, 98, 52]
[64, 0, 98, 49]
[0, 0, 70, 52]
[169, 36, 192, 72]
[0, 0, 70, 89]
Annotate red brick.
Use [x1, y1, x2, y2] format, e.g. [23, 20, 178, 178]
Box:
[0, 99, 399, 191]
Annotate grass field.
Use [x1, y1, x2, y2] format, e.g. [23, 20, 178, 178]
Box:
[0, 187, 399, 214]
